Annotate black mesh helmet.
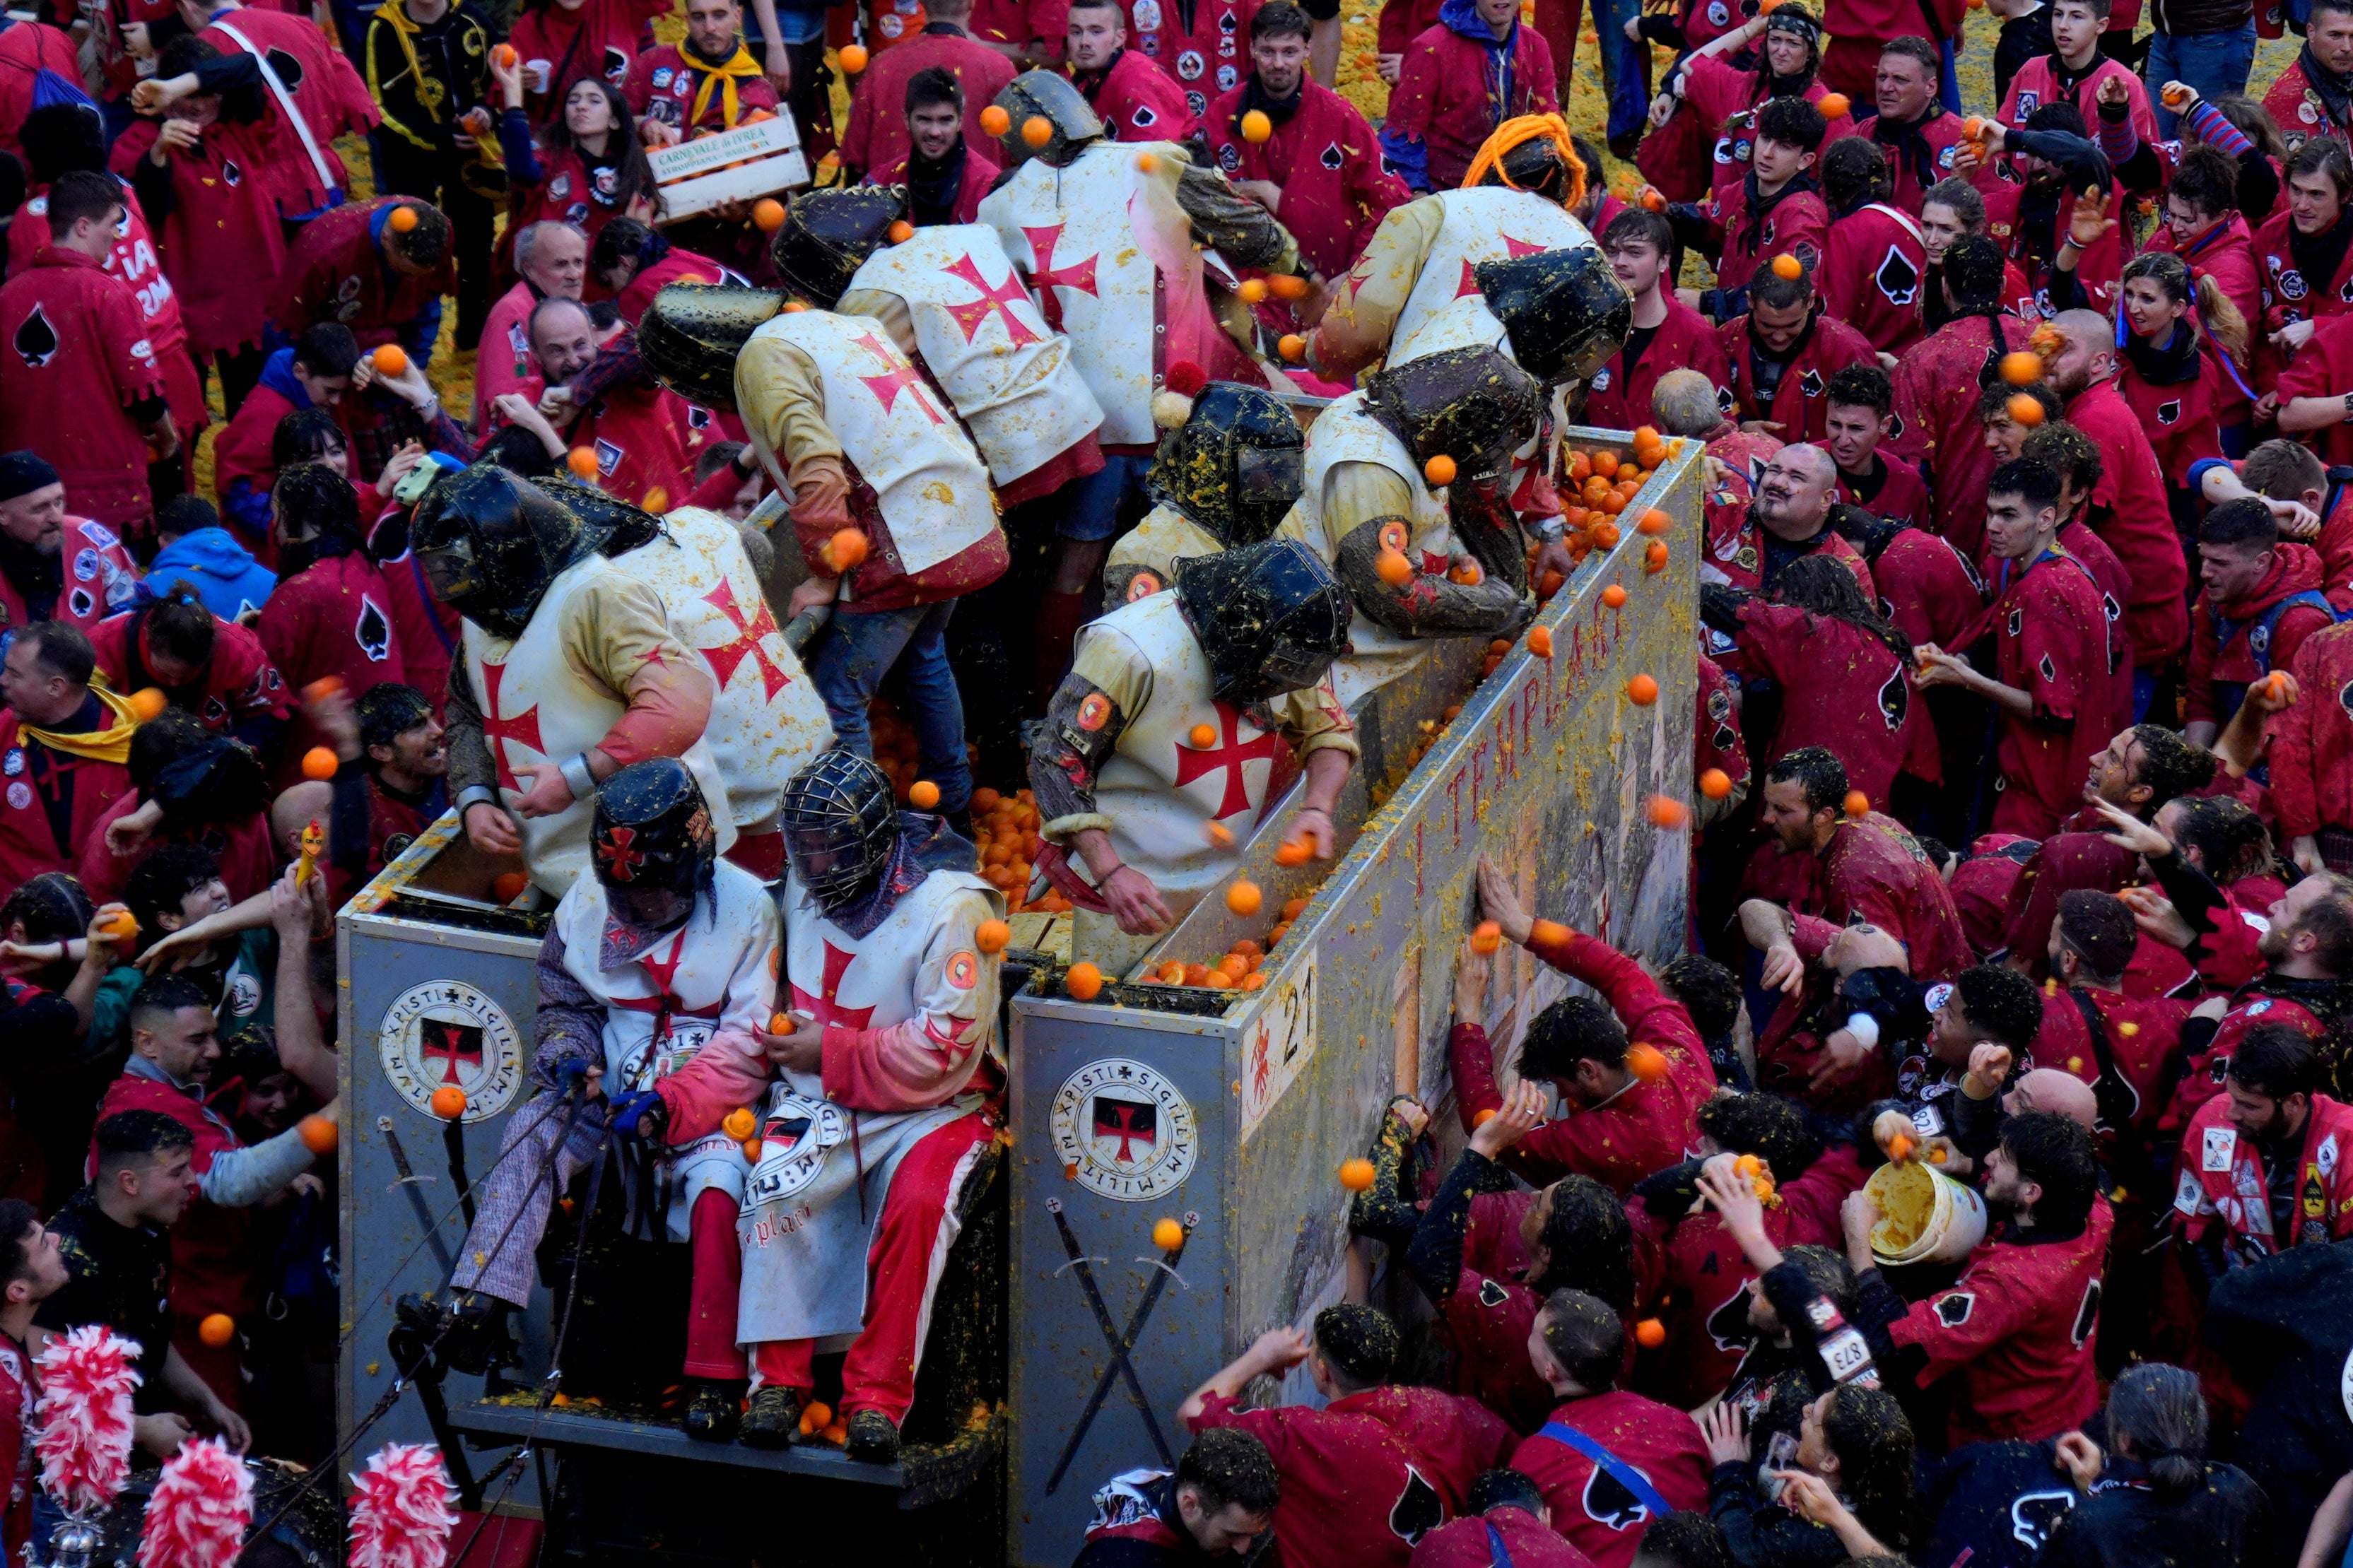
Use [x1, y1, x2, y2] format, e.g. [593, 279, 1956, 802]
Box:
[1364, 345, 1545, 488]
[411, 464, 615, 639]
[1149, 382, 1305, 546]
[1481, 135, 1577, 203]
[1474, 246, 1634, 387]
[638, 284, 785, 413]
[592, 759, 716, 923]
[1171, 539, 1351, 705]
[990, 70, 1105, 168]
[772, 184, 908, 308]
[780, 748, 900, 915]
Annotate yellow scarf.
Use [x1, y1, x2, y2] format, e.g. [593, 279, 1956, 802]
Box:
[683, 40, 763, 131]
[20, 685, 141, 765]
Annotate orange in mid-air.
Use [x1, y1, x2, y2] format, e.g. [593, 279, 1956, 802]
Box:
[300, 746, 339, 781]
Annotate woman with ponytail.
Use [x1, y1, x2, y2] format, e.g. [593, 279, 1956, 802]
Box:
[2112, 252, 2237, 493]
[2038, 1363, 2272, 1568]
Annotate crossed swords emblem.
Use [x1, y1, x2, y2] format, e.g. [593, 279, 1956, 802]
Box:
[1043, 1198, 1197, 1494]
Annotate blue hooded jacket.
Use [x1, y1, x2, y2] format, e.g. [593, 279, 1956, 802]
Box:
[145, 529, 277, 622]
[1377, 0, 1520, 192]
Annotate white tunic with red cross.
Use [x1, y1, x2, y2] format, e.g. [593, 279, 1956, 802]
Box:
[844, 224, 1106, 487]
[610, 508, 834, 835]
[554, 858, 778, 1238]
[1387, 187, 1593, 365]
[737, 866, 998, 1345]
[459, 553, 736, 895]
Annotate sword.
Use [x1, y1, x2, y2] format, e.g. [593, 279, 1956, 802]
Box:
[1043, 1201, 1188, 1493]
[378, 1116, 456, 1276]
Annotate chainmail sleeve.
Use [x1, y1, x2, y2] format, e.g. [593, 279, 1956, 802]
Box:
[1336, 516, 1532, 639]
[444, 659, 498, 801]
[1028, 676, 1129, 837]
[1174, 159, 1302, 273]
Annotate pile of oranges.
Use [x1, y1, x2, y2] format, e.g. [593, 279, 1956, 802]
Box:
[869, 701, 929, 806]
[973, 786, 1072, 914]
[1142, 895, 1315, 992]
[1559, 431, 1672, 564]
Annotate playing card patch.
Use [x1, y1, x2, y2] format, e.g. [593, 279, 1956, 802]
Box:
[1877, 665, 1908, 731]
[2007, 606, 2022, 637]
[2038, 654, 2057, 683]
[2157, 399, 2181, 425]
[1799, 369, 1824, 399]
[1388, 1467, 1443, 1544]
[12, 305, 57, 370]
[1873, 244, 1919, 306]
[1935, 1292, 1973, 1326]
[1322, 142, 1345, 170]
[2071, 1278, 2101, 1345]
[355, 594, 392, 662]
[1583, 1461, 1656, 1531]
[1478, 1278, 1508, 1307]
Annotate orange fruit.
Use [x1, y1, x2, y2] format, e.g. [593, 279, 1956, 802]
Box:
[1238, 278, 1268, 304]
[1183, 964, 1212, 986]
[1269, 274, 1309, 300]
[303, 676, 346, 703]
[1963, 115, 1983, 136]
[908, 779, 940, 808]
[1473, 1107, 1498, 1127]
[1424, 454, 1457, 486]
[1278, 333, 1306, 362]
[1638, 508, 1671, 536]
[1064, 962, 1103, 1000]
[1274, 837, 1311, 866]
[826, 527, 869, 571]
[769, 1012, 792, 1034]
[1591, 519, 1620, 547]
[804, 1401, 833, 1430]
[888, 220, 913, 242]
[1888, 1132, 1915, 1161]
[1021, 114, 1052, 147]
[1159, 960, 1188, 983]
[1592, 450, 1619, 479]
[1845, 789, 1870, 818]
[1152, 1218, 1185, 1249]
[99, 911, 137, 941]
[753, 197, 786, 232]
[129, 688, 166, 721]
[1206, 821, 1235, 849]
[387, 205, 418, 232]
[1226, 880, 1263, 916]
[973, 787, 1001, 813]
[1217, 953, 1249, 979]
[979, 105, 1011, 136]
[492, 871, 528, 903]
[493, 42, 517, 67]
[299, 1115, 336, 1154]
[1602, 584, 1628, 609]
[1735, 1154, 1763, 1177]
[1204, 969, 1233, 989]
[838, 42, 869, 71]
[975, 918, 1010, 954]
[1282, 897, 1308, 919]
[1699, 767, 1733, 800]
[1472, 920, 1502, 954]
[1269, 921, 1292, 944]
[1240, 972, 1267, 991]
[1771, 253, 1803, 280]
[370, 343, 409, 378]
[723, 1107, 757, 1140]
[1240, 108, 1273, 142]
[1135, 151, 1160, 174]
[1634, 1318, 1667, 1348]
[2007, 394, 2046, 426]
[1817, 93, 1850, 119]
[430, 1085, 469, 1119]
[2161, 83, 2190, 107]
[1189, 723, 1217, 748]
[1527, 626, 1554, 658]
[1645, 541, 1670, 572]
[199, 1314, 235, 1348]
[1339, 1157, 1376, 1191]
[1999, 350, 2043, 385]
[1626, 1042, 1670, 1081]
[300, 746, 339, 781]
[1376, 548, 1414, 586]
[1625, 673, 1659, 705]
[1647, 795, 1690, 830]
[568, 447, 600, 479]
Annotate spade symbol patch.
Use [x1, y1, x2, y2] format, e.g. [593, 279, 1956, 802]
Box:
[223, 160, 242, 186]
[1705, 1283, 1751, 1351]
[265, 47, 303, 87]
[13, 305, 58, 370]
[356, 594, 392, 662]
[2071, 1278, 2102, 1345]
[1935, 1290, 1974, 1326]
[2157, 399, 2181, 425]
[1583, 1462, 1652, 1530]
[1877, 665, 1908, 731]
[1322, 142, 1345, 170]
[1477, 1278, 1508, 1307]
[1874, 244, 1919, 306]
[1799, 368, 1824, 399]
[1387, 1466, 1444, 1543]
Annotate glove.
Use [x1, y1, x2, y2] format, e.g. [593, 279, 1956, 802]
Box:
[607, 1087, 669, 1143]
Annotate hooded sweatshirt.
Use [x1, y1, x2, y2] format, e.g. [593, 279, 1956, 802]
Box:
[1378, 0, 1557, 192]
[2187, 541, 2337, 727]
[143, 529, 278, 623]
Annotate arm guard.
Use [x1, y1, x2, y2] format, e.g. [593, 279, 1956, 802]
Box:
[443, 661, 498, 800]
[1336, 516, 1528, 639]
[1175, 160, 1301, 272]
[1028, 676, 1129, 832]
[1449, 479, 1531, 594]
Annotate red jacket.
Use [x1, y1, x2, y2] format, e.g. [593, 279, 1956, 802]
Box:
[2036, 984, 2190, 1152]
[1731, 601, 1941, 801]
[1712, 180, 1829, 301]
[89, 606, 291, 740]
[616, 246, 732, 326]
[1204, 79, 1407, 281]
[90, 1071, 262, 1335]
[1447, 928, 1715, 1196]
[2143, 212, 2260, 422]
[1887, 1199, 2113, 1445]
[2253, 206, 2353, 394]
[271, 196, 454, 349]
[2116, 344, 2227, 486]
[2187, 542, 2336, 728]
[1836, 452, 1931, 534]
[868, 145, 1003, 225]
[78, 788, 279, 904]
[1764, 813, 1972, 979]
[1684, 58, 1856, 215]
[2272, 620, 2353, 838]
[840, 25, 1016, 176]
[493, 371, 696, 513]
[2067, 379, 2188, 668]
[1701, 509, 1874, 602]
[1985, 177, 2127, 319]
[1383, 16, 1557, 192]
[1411, 1509, 1594, 1568]
[1717, 311, 1877, 446]
[1583, 299, 1729, 434]
[1377, 0, 1442, 54]
[368, 511, 459, 720]
[969, 0, 1067, 52]
[7, 178, 189, 363]
[1694, 654, 1749, 803]
[1438, 1232, 1573, 1436]
[1119, 0, 1255, 122]
[1074, 47, 1199, 143]
[505, 0, 667, 126]
[501, 143, 631, 269]
[202, 6, 378, 216]
[109, 116, 288, 362]
[2276, 312, 2353, 468]
[2165, 981, 2330, 1135]
[1867, 107, 1971, 216]
[1820, 201, 1926, 355]
[2264, 59, 2352, 158]
[2176, 1092, 2353, 1261]
[1889, 309, 2036, 559]
[1977, 547, 2126, 837]
[1997, 53, 2156, 160]
[0, 518, 140, 636]
[622, 40, 783, 138]
[1507, 1391, 1711, 1568]
[1349, 1385, 1517, 1509]
[0, 20, 77, 163]
[256, 548, 407, 768]
[0, 249, 165, 533]
[0, 707, 132, 892]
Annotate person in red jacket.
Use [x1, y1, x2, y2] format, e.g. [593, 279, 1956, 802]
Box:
[90, 587, 292, 755]
[0, 173, 177, 539]
[0, 1198, 64, 1562]
[1508, 1290, 1711, 1568]
[1205, 3, 1407, 288]
[506, 0, 670, 127]
[1181, 1303, 1511, 1567]
[2041, 309, 2189, 714]
[1449, 858, 1715, 1196]
[2177, 1025, 2353, 1276]
[1700, 444, 1874, 613]
[491, 297, 697, 512]
[2185, 497, 2337, 746]
[840, 0, 1016, 178]
[1817, 139, 1927, 357]
[255, 464, 408, 767]
[1073, 1429, 1280, 1568]
[588, 218, 738, 325]
[0, 16, 79, 166]
[2113, 252, 2231, 490]
[2141, 141, 2260, 447]
[864, 67, 1004, 225]
[622, 0, 783, 142]
[210, 324, 363, 559]
[1409, 1470, 1594, 1568]
[1822, 367, 1929, 531]
[1585, 211, 1732, 432]
[1995, 0, 2155, 154]
[1684, 99, 1831, 325]
[269, 194, 455, 363]
[177, 0, 381, 223]
[1377, 0, 1556, 191]
[2275, 308, 2353, 468]
[1065, 0, 1198, 141]
[1889, 235, 2037, 559]
[2277, 619, 2353, 871]
[0, 454, 143, 639]
[0, 623, 140, 893]
[1113, 0, 1251, 122]
[346, 682, 447, 875]
[1866, 37, 1968, 216]
[2262, 0, 2353, 157]
[1712, 270, 1877, 446]
[1741, 746, 1972, 978]
[2251, 138, 2353, 399]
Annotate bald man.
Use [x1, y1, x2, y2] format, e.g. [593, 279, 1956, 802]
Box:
[2043, 309, 2188, 717]
[1699, 442, 1875, 679]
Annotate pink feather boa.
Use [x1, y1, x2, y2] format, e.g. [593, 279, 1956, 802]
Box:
[137, 1439, 252, 1568]
[347, 1445, 458, 1568]
[34, 1326, 141, 1514]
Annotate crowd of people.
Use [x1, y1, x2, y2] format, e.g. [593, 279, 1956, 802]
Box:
[1, 0, 2352, 1557]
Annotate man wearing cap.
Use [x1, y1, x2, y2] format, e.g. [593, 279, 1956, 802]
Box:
[0, 622, 141, 891]
[0, 455, 143, 645]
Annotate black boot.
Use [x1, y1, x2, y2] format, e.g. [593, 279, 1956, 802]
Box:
[681, 1379, 744, 1442]
[844, 1407, 900, 1463]
[738, 1385, 804, 1449]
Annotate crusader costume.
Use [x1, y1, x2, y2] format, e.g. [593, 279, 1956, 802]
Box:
[1030, 540, 1356, 974]
[417, 760, 777, 1439]
[416, 464, 734, 893]
[648, 748, 1007, 1460]
[1278, 345, 1542, 706]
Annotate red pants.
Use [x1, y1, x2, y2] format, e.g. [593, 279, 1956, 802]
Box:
[1531, 0, 1583, 101]
[745, 1112, 990, 1422]
[686, 1186, 746, 1379]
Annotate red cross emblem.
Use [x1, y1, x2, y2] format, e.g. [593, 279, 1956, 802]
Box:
[607, 930, 724, 1039]
[1020, 223, 1099, 330]
[1454, 233, 1554, 297]
[852, 330, 946, 425]
[1173, 700, 1282, 820]
[597, 824, 645, 881]
[790, 940, 877, 1032]
[478, 661, 545, 792]
[699, 577, 794, 702]
[420, 1018, 483, 1085]
[939, 254, 1043, 346]
[1091, 1095, 1158, 1165]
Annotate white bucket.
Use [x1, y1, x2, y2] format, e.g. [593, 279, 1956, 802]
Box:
[1865, 1160, 1988, 1267]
